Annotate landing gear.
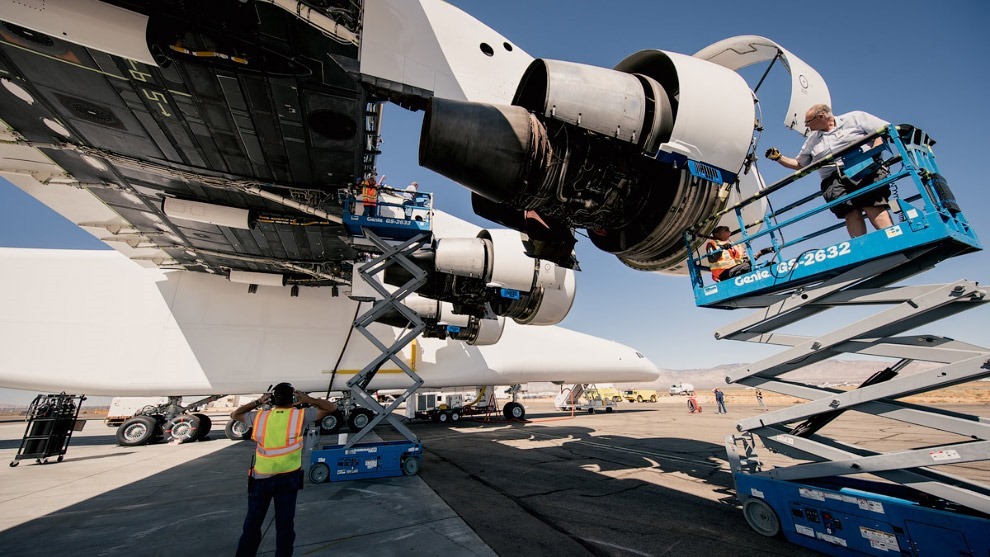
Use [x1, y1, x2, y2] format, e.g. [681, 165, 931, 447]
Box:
[116, 416, 159, 446]
[224, 419, 251, 441]
[503, 402, 525, 420]
[347, 407, 376, 432]
[164, 414, 201, 443]
[114, 394, 225, 446]
[319, 410, 344, 435]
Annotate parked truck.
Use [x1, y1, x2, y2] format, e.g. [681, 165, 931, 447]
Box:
[623, 389, 658, 402]
[668, 383, 695, 396]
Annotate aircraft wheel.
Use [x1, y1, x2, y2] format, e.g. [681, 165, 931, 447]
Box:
[225, 419, 252, 441]
[165, 414, 202, 443]
[503, 402, 525, 420]
[192, 413, 212, 441]
[402, 456, 420, 476]
[743, 498, 781, 537]
[309, 463, 330, 484]
[9, 461, 18, 467]
[437, 411, 449, 424]
[320, 410, 344, 435]
[347, 408, 375, 431]
[117, 416, 158, 446]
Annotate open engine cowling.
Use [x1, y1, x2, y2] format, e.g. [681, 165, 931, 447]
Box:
[420, 50, 757, 273]
[433, 229, 576, 325]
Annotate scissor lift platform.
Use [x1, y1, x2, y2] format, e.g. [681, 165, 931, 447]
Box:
[308, 440, 423, 483]
[732, 472, 990, 555]
[687, 125, 990, 554]
[688, 125, 980, 309]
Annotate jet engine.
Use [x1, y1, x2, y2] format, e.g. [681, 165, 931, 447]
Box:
[420, 51, 757, 273]
[376, 228, 576, 337]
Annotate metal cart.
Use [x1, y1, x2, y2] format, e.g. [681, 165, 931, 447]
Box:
[9, 393, 86, 467]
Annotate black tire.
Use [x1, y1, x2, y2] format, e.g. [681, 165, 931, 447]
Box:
[437, 411, 449, 424]
[588, 408, 595, 414]
[320, 410, 344, 435]
[309, 462, 330, 484]
[650, 395, 657, 402]
[10, 461, 18, 467]
[605, 406, 613, 413]
[347, 408, 375, 431]
[224, 419, 252, 441]
[743, 498, 781, 537]
[637, 395, 644, 403]
[117, 416, 158, 446]
[503, 402, 525, 420]
[449, 411, 460, 423]
[192, 413, 212, 441]
[402, 456, 420, 476]
[165, 414, 202, 443]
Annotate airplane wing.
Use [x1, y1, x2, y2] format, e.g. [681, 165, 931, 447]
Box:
[0, 1, 381, 283]
[0, 0, 577, 342]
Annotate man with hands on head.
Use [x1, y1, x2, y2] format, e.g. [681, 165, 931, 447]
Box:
[232, 383, 337, 557]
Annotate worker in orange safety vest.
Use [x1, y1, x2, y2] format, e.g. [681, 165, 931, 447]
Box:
[360, 175, 379, 217]
[231, 383, 336, 557]
[704, 225, 772, 282]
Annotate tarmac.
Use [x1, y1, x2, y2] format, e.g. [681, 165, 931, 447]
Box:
[1, 397, 987, 556]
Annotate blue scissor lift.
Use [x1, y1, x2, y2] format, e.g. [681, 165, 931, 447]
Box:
[308, 189, 434, 483]
[685, 126, 990, 555]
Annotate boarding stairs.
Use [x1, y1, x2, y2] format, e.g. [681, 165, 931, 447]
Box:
[686, 125, 990, 554]
[555, 384, 616, 413]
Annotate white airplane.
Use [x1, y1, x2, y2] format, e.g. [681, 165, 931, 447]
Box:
[0, 0, 823, 442]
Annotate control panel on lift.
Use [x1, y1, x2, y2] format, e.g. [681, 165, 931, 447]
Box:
[686, 125, 981, 308]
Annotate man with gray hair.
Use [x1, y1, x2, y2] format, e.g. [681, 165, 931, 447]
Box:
[765, 104, 893, 238]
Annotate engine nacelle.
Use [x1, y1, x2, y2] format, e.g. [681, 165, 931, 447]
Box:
[383, 294, 505, 346]
[420, 51, 757, 273]
[433, 229, 576, 325]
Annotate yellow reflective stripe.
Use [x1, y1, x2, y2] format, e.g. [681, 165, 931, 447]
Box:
[256, 441, 304, 457]
[706, 240, 738, 270]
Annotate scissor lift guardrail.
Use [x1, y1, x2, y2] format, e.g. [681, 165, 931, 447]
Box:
[685, 125, 990, 554]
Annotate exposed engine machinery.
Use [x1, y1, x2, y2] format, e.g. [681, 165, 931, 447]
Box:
[420, 51, 758, 272]
[363, 228, 576, 345]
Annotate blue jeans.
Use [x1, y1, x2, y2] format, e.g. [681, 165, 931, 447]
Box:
[236, 470, 303, 557]
[716, 400, 727, 414]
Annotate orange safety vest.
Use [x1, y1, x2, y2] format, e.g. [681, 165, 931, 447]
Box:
[705, 239, 745, 282]
[361, 181, 378, 206]
[250, 407, 307, 478]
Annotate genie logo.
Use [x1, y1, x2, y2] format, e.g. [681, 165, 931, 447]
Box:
[734, 269, 772, 286]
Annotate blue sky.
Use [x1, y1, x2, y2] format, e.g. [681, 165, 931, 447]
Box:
[2, 0, 988, 400]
